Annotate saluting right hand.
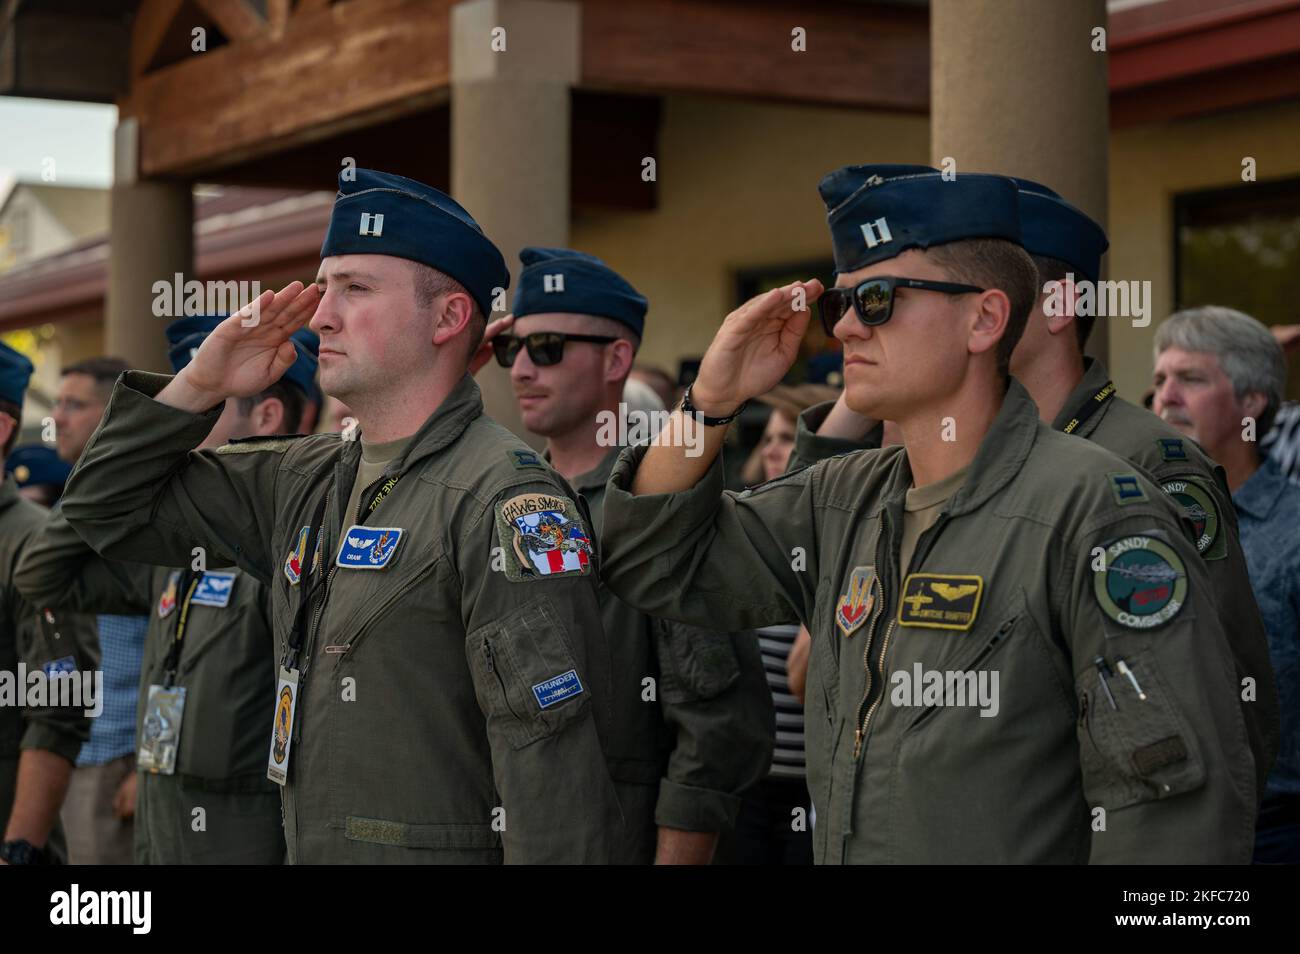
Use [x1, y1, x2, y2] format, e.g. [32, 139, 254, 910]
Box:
[161, 282, 321, 412]
[691, 280, 822, 415]
[468, 313, 514, 376]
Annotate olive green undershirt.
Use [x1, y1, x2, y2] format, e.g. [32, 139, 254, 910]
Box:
[898, 465, 968, 576]
[344, 435, 410, 524]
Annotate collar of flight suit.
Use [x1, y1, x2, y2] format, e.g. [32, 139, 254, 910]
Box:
[920, 376, 1042, 519]
[351, 372, 486, 478]
[1049, 355, 1113, 439]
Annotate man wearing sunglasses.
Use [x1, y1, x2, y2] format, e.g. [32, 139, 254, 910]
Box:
[486, 247, 773, 864]
[791, 175, 1279, 811]
[56, 169, 621, 863]
[596, 166, 1255, 863]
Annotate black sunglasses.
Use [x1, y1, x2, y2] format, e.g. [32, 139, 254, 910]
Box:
[818, 276, 985, 335]
[492, 331, 619, 368]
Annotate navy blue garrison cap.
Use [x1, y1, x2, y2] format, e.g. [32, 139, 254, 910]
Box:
[1012, 177, 1109, 284]
[513, 247, 648, 338]
[319, 168, 508, 318]
[6, 445, 71, 489]
[0, 340, 34, 407]
[168, 326, 319, 398]
[164, 314, 224, 347]
[819, 165, 1022, 275]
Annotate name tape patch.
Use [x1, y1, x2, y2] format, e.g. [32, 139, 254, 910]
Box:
[897, 573, 984, 631]
[190, 571, 236, 608]
[335, 526, 403, 570]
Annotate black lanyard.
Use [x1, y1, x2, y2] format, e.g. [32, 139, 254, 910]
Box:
[284, 470, 403, 670]
[1060, 380, 1115, 435]
[162, 570, 202, 687]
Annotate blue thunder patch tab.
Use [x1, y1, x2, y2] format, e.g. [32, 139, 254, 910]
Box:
[532, 669, 584, 709]
[1158, 438, 1188, 462]
[42, 655, 76, 677]
[190, 571, 237, 608]
[335, 526, 403, 570]
[1109, 472, 1148, 505]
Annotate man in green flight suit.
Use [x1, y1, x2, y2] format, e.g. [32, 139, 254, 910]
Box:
[789, 173, 1279, 804]
[0, 341, 99, 866]
[16, 317, 320, 863]
[597, 166, 1256, 863]
[483, 246, 773, 863]
[58, 168, 621, 863]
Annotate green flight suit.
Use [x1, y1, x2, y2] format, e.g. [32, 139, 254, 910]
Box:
[599, 380, 1256, 863]
[0, 475, 98, 862]
[789, 355, 1279, 801]
[574, 449, 773, 862]
[15, 512, 284, 864]
[60, 371, 621, 864]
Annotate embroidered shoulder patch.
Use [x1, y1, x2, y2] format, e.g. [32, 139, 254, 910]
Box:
[496, 491, 592, 582]
[1094, 535, 1187, 630]
[1157, 438, 1188, 462]
[897, 573, 984, 630]
[1161, 479, 1226, 560]
[1109, 472, 1148, 505]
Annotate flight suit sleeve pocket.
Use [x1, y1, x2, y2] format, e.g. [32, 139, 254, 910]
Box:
[468, 596, 590, 750]
[1075, 647, 1206, 811]
[655, 620, 741, 703]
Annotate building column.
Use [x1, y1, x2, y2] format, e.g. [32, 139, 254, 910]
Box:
[930, 0, 1110, 360]
[451, 0, 579, 441]
[107, 118, 192, 370]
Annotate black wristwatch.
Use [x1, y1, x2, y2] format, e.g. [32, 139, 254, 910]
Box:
[0, 838, 50, 865]
[680, 384, 748, 426]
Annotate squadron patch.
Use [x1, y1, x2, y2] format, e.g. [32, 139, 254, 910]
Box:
[897, 573, 984, 630]
[495, 492, 592, 582]
[1161, 479, 1225, 559]
[157, 570, 182, 618]
[283, 527, 310, 586]
[190, 571, 236, 608]
[1109, 472, 1148, 506]
[1094, 535, 1187, 630]
[335, 526, 403, 570]
[835, 566, 877, 637]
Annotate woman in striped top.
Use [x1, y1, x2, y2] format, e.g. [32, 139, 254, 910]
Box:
[731, 384, 837, 864]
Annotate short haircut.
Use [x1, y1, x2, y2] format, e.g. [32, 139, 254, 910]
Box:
[235, 381, 307, 434]
[0, 397, 20, 457]
[1032, 254, 1096, 351]
[61, 356, 130, 402]
[410, 262, 486, 356]
[1154, 305, 1286, 437]
[925, 238, 1039, 378]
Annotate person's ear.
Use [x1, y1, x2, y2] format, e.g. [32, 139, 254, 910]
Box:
[968, 288, 1010, 359]
[432, 292, 474, 347]
[606, 339, 635, 384]
[1241, 390, 1268, 422]
[0, 412, 15, 451]
[254, 397, 286, 436]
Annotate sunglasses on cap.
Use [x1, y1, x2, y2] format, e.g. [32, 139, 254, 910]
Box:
[818, 276, 986, 336]
[492, 331, 619, 368]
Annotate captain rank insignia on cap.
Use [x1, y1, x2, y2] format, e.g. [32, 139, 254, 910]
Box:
[1094, 535, 1187, 630]
[898, 574, 984, 630]
[495, 492, 592, 582]
[1161, 479, 1225, 560]
[359, 212, 384, 237]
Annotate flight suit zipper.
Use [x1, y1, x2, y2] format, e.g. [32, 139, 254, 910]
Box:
[852, 516, 889, 759]
[853, 510, 953, 758]
[907, 614, 1018, 731]
[482, 639, 524, 722]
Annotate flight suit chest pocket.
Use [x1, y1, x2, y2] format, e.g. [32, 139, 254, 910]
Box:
[655, 620, 740, 703]
[468, 596, 589, 749]
[1076, 646, 1206, 810]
